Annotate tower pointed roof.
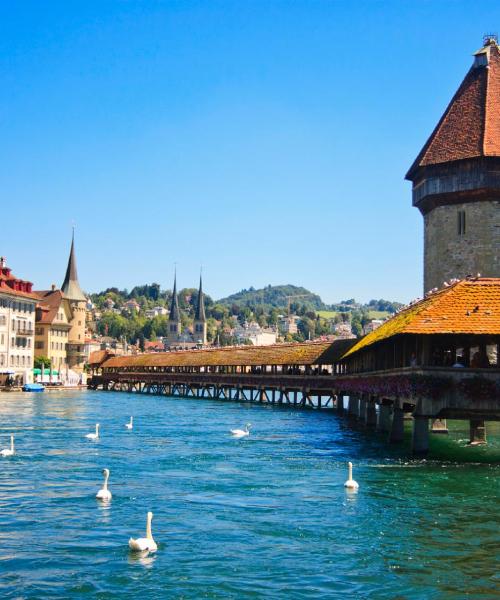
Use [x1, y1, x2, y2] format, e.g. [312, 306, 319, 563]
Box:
[169, 272, 180, 321]
[195, 274, 206, 321]
[61, 231, 86, 302]
[406, 37, 500, 180]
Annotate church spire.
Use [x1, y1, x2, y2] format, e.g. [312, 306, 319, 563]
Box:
[195, 274, 206, 321]
[169, 270, 180, 321]
[61, 229, 86, 302]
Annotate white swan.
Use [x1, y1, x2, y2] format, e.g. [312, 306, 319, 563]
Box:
[0, 435, 15, 457]
[129, 511, 158, 553]
[230, 423, 251, 438]
[85, 423, 100, 440]
[344, 461, 359, 490]
[96, 468, 112, 501]
[125, 416, 133, 430]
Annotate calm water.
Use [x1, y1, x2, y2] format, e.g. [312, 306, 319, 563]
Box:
[0, 390, 499, 599]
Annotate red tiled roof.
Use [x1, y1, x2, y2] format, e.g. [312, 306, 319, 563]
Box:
[343, 278, 500, 357]
[34, 289, 70, 324]
[0, 263, 38, 301]
[407, 39, 500, 178]
[89, 349, 115, 366]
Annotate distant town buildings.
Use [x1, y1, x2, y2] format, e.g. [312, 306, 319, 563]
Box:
[233, 321, 277, 346]
[0, 257, 37, 385]
[145, 306, 169, 319]
[278, 315, 300, 335]
[363, 319, 384, 335]
[332, 320, 355, 339]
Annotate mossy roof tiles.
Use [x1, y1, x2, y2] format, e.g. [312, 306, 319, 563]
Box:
[343, 278, 500, 357]
[103, 339, 356, 369]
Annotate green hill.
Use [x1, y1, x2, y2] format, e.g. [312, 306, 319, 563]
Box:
[217, 285, 326, 311]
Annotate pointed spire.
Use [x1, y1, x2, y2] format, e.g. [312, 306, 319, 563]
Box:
[195, 273, 206, 321]
[61, 229, 86, 302]
[169, 269, 180, 321]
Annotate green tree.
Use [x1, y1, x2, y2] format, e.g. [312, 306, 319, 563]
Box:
[34, 356, 51, 370]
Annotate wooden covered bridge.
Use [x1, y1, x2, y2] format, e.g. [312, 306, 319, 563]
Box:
[89, 278, 500, 454]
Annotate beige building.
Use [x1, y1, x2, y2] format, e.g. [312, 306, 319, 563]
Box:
[34, 287, 73, 374]
[0, 257, 37, 385]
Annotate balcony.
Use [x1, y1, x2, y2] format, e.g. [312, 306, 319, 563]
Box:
[15, 328, 34, 336]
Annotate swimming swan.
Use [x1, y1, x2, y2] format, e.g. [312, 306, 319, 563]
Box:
[125, 416, 133, 430]
[230, 423, 251, 438]
[344, 461, 359, 490]
[0, 435, 15, 457]
[86, 423, 100, 440]
[96, 468, 112, 501]
[129, 511, 158, 553]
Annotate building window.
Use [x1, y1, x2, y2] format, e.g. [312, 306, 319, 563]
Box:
[458, 210, 466, 235]
[35, 341, 44, 350]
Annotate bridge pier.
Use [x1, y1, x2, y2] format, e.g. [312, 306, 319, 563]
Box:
[359, 396, 367, 422]
[412, 416, 429, 454]
[365, 398, 377, 427]
[389, 406, 405, 443]
[469, 419, 487, 445]
[336, 394, 344, 415]
[378, 400, 392, 433]
[348, 395, 359, 419]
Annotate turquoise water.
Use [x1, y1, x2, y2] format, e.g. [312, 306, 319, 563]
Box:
[0, 390, 499, 599]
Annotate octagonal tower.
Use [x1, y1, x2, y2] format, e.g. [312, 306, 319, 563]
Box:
[406, 36, 500, 293]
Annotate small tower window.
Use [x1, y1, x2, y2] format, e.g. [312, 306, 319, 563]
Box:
[457, 210, 466, 235]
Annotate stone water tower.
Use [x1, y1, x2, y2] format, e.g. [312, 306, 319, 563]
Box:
[406, 36, 500, 293]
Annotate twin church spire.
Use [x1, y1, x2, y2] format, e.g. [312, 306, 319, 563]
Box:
[167, 270, 207, 347]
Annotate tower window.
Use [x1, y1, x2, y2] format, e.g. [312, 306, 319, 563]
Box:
[457, 210, 466, 235]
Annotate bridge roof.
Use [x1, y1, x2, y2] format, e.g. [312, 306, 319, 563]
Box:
[343, 278, 500, 358]
[102, 339, 355, 369]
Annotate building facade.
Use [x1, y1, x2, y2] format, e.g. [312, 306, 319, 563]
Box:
[34, 287, 73, 374]
[406, 36, 500, 293]
[0, 257, 37, 384]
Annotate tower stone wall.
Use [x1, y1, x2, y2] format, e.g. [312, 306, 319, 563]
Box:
[424, 199, 500, 291]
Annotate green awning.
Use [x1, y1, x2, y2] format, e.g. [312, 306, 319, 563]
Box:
[33, 368, 59, 375]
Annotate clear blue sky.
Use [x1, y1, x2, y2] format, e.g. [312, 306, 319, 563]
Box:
[1, 1, 498, 304]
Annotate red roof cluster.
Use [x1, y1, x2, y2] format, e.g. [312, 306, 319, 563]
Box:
[0, 258, 37, 300]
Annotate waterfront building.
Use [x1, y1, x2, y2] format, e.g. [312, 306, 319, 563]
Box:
[406, 36, 500, 293]
[34, 286, 73, 374]
[60, 233, 87, 373]
[0, 257, 37, 385]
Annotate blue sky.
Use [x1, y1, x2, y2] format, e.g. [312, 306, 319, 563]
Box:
[1, 1, 498, 303]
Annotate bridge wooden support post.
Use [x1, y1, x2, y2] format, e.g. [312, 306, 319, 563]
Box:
[336, 394, 344, 415]
[412, 416, 429, 455]
[469, 419, 487, 445]
[378, 400, 392, 433]
[347, 395, 359, 419]
[358, 396, 367, 422]
[389, 406, 405, 443]
[431, 418, 449, 434]
[365, 398, 377, 427]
